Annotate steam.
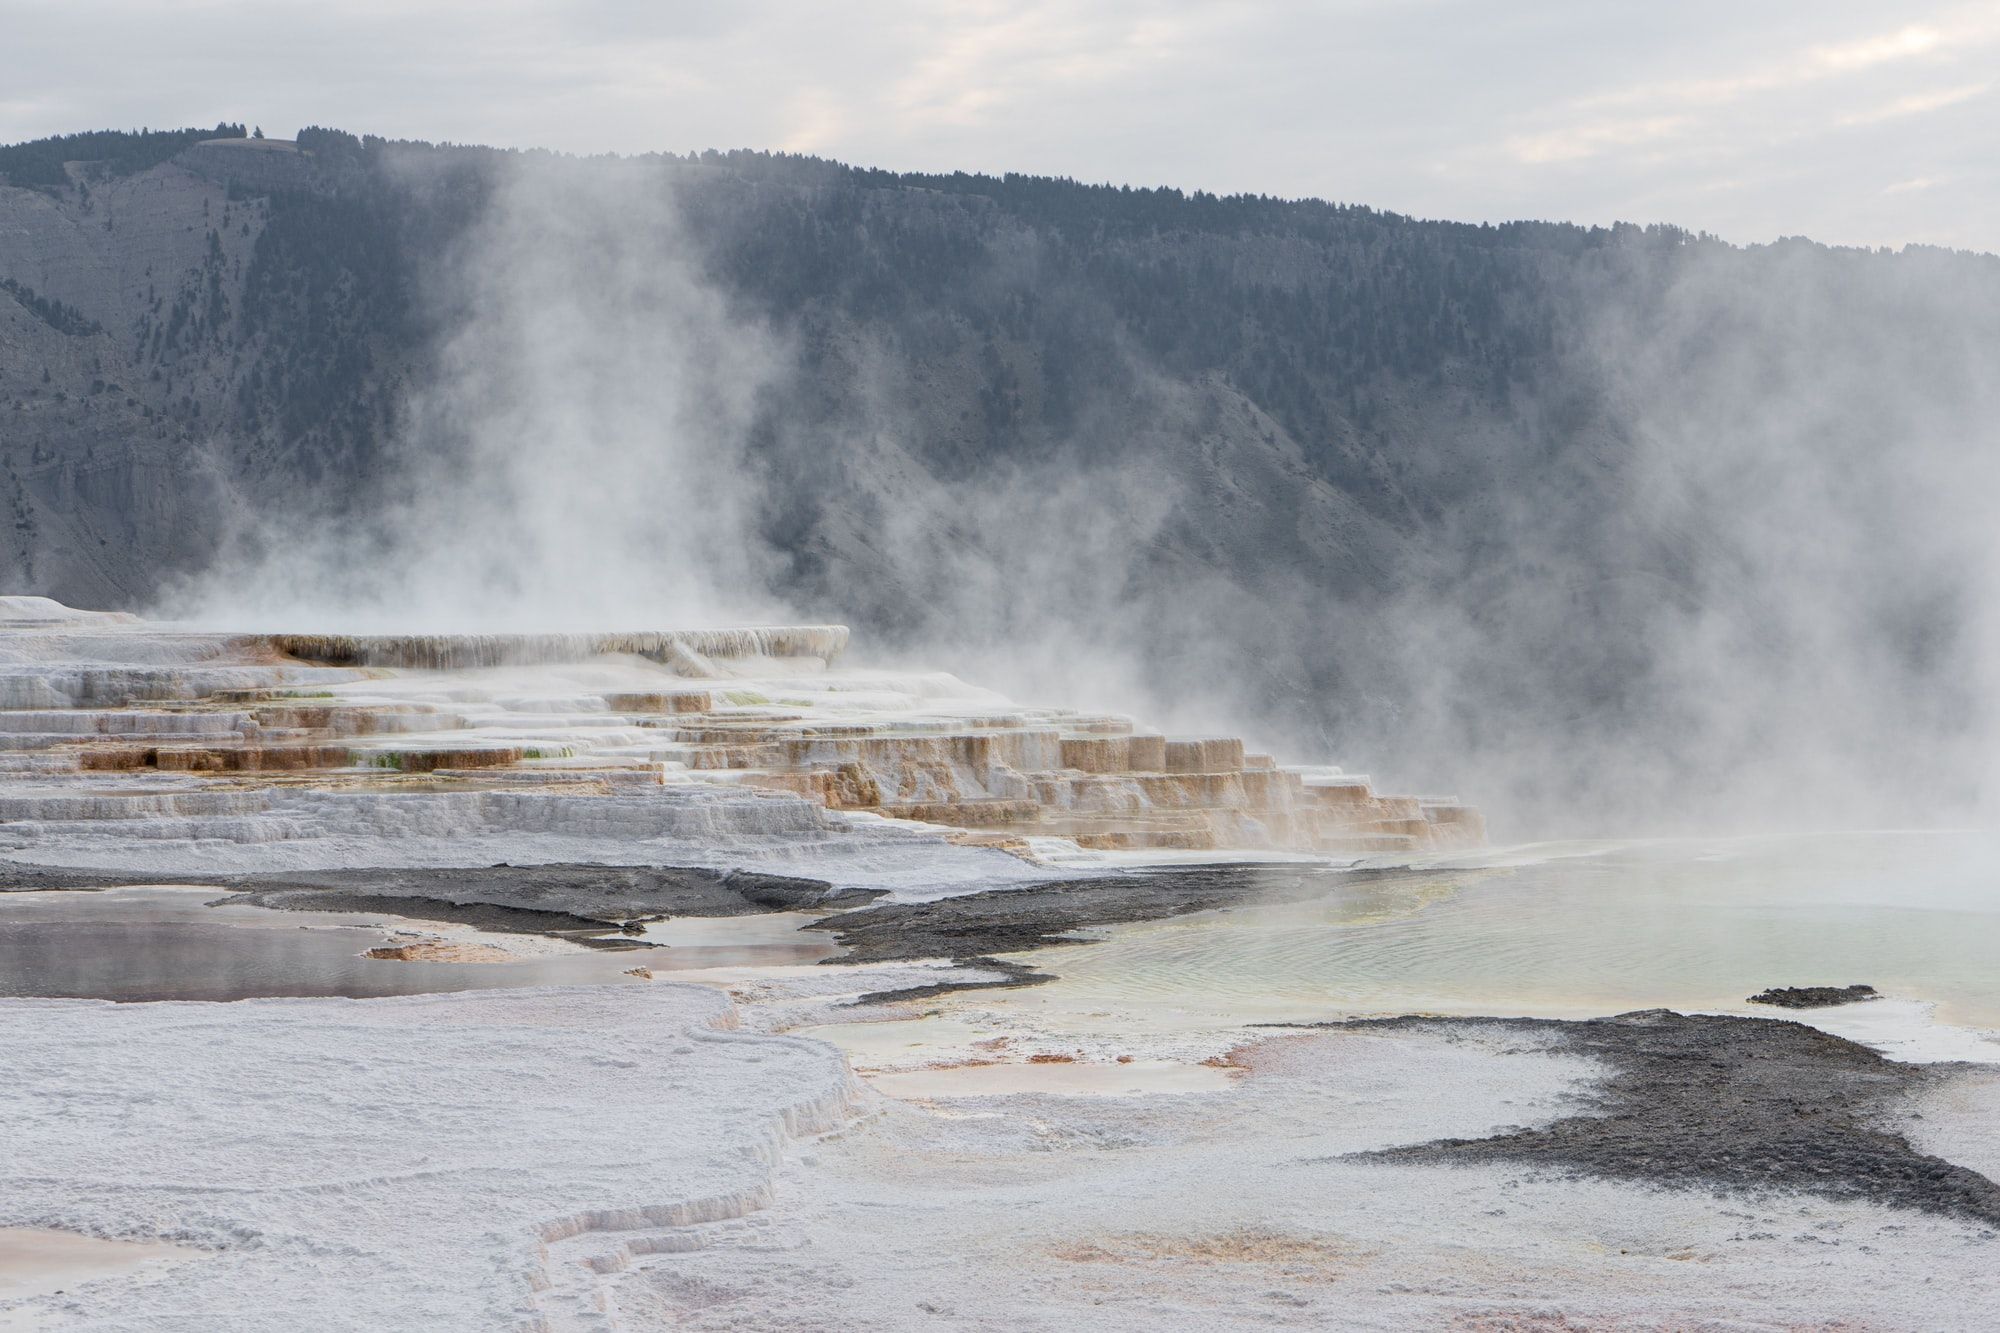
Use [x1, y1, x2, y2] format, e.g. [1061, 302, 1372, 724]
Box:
[165, 156, 2000, 839]
[170, 154, 790, 630]
[789, 232, 2000, 836]
[1382, 239, 2000, 835]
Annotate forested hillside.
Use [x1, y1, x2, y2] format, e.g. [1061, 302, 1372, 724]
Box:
[3, 125, 1996, 830]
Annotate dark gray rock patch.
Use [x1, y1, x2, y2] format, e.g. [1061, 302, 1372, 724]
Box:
[2, 861, 870, 932]
[812, 863, 1354, 963]
[222, 889, 628, 938]
[814, 862, 1394, 1000]
[1340, 1010, 2000, 1228]
[223, 863, 866, 927]
[1748, 983, 1879, 1009]
[851, 957, 1053, 1005]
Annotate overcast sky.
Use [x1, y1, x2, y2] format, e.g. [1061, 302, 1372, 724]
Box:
[5, 0, 1996, 252]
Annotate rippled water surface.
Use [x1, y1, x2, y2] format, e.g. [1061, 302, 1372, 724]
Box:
[999, 832, 2000, 1033]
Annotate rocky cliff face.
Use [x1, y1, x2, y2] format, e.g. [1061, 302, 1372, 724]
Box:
[0, 150, 250, 601]
[0, 133, 407, 609]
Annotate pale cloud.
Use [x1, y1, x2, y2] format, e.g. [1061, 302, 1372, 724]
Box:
[775, 87, 851, 156]
[1485, 0, 2000, 231]
[0, 0, 1994, 253]
[1506, 115, 1693, 166]
[1837, 80, 1993, 125]
[1575, 7, 1997, 113]
[889, 2, 1222, 127]
[1811, 22, 1945, 73]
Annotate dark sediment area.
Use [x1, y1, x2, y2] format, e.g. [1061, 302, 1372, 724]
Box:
[810, 863, 1354, 962]
[1339, 1010, 2000, 1229]
[222, 865, 872, 929]
[2, 860, 1354, 990]
[808, 862, 1359, 998]
[0, 862, 873, 933]
[13, 858, 1999, 1232]
[1749, 983, 1879, 1008]
[847, 957, 1053, 1005]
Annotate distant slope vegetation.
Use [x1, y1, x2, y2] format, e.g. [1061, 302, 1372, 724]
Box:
[0, 123, 245, 188]
[2, 125, 1997, 830]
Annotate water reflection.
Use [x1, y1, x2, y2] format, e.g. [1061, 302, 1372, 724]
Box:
[632, 911, 841, 967]
[0, 1228, 202, 1303]
[0, 887, 833, 1002]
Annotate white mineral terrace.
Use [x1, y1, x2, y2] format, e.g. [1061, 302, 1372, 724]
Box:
[7, 594, 2000, 1332]
[0, 598, 1481, 882]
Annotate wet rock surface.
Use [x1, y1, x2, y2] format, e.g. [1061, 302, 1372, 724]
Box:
[812, 863, 1349, 961]
[0, 862, 869, 932]
[4, 859, 1374, 998]
[810, 862, 1366, 998]
[3, 859, 1363, 974]
[1343, 1010, 2000, 1228]
[1749, 983, 1879, 1008]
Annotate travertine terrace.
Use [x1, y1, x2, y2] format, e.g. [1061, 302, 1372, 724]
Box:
[0, 596, 1480, 864]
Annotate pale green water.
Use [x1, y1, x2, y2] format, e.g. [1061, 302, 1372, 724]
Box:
[997, 831, 2000, 1035]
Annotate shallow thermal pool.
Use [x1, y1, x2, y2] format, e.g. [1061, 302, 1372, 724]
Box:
[0, 1227, 201, 1309]
[983, 831, 2000, 1051]
[0, 888, 833, 1002]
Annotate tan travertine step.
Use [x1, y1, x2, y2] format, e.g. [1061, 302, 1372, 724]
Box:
[0, 608, 1483, 858]
[267, 627, 849, 671]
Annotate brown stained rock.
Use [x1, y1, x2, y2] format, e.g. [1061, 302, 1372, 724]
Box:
[1126, 733, 1168, 771]
[1071, 827, 1217, 852]
[369, 747, 526, 774]
[822, 762, 882, 809]
[75, 747, 155, 771]
[879, 800, 1044, 827]
[1308, 781, 1375, 807]
[364, 939, 516, 963]
[604, 691, 714, 715]
[1060, 736, 1134, 774]
[1132, 772, 1250, 808]
[941, 831, 1037, 857]
[1163, 737, 1246, 773]
[154, 744, 356, 773]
